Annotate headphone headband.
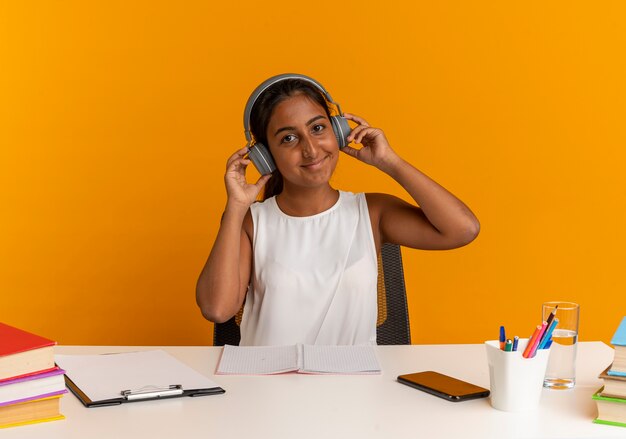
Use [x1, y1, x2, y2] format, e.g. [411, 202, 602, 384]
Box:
[243, 73, 343, 143]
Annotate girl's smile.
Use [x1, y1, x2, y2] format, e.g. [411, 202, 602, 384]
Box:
[301, 156, 328, 170]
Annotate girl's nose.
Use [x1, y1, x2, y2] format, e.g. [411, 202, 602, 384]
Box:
[300, 134, 318, 159]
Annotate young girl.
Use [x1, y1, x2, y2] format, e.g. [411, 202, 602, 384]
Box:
[196, 75, 479, 346]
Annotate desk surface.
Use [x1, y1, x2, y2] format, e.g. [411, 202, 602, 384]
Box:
[2, 342, 623, 439]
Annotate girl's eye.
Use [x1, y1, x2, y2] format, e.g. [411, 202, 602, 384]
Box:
[312, 124, 325, 133]
[282, 134, 296, 144]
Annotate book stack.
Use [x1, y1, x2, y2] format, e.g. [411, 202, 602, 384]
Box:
[0, 322, 66, 429]
[593, 316, 626, 428]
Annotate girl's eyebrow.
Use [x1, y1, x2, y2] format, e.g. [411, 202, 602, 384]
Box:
[273, 115, 326, 137]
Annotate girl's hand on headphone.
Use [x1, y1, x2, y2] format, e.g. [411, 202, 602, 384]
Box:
[224, 147, 271, 210]
[341, 113, 400, 171]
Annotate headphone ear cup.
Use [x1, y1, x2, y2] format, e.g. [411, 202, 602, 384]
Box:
[247, 143, 277, 176]
[331, 116, 351, 149]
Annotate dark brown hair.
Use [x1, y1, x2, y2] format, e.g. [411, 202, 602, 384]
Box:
[249, 79, 332, 200]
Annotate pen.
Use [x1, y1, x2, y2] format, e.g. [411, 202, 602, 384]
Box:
[523, 325, 542, 358]
[500, 326, 506, 350]
[504, 339, 513, 352]
[121, 384, 184, 401]
[528, 321, 548, 358]
[512, 335, 519, 352]
[538, 318, 559, 350]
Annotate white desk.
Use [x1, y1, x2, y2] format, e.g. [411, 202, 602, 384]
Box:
[3, 342, 623, 439]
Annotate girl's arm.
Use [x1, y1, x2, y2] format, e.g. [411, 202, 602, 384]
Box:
[342, 114, 479, 251]
[196, 148, 270, 322]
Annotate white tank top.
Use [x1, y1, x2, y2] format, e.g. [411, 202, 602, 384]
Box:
[240, 191, 378, 346]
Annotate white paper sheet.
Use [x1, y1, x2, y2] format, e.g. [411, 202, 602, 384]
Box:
[55, 350, 221, 402]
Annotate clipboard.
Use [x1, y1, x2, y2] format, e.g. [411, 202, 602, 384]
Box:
[55, 350, 225, 408]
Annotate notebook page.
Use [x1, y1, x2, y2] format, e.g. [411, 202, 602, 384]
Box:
[301, 345, 381, 374]
[216, 345, 298, 375]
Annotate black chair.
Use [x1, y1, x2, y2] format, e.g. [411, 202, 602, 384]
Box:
[213, 243, 411, 346]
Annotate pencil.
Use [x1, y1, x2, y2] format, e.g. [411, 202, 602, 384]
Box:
[528, 321, 548, 358]
[545, 305, 558, 329]
[523, 325, 542, 358]
[538, 318, 559, 350]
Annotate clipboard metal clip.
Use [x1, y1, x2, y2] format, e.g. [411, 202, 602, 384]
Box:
[121, 384, 183, 401]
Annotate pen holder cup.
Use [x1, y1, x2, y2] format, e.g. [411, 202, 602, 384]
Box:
[485, 339, 550, 412]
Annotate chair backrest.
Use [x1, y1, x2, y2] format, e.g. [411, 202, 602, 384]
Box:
[375, 243, 411, 345]
[213, 243, 411, 346]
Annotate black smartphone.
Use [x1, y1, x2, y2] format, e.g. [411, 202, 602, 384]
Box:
[397, 371, 490, 402]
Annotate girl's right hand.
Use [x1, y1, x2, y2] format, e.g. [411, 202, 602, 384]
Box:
[224, 147, 271, 209]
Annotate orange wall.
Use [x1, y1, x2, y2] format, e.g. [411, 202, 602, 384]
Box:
[1, 2, 625, 346]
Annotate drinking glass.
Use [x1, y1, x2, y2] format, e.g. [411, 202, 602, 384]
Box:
[542, 301, 579, 389]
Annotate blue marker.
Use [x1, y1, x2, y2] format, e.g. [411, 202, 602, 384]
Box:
[538, 318, 559, 349]
[500, 326, 506, 350]
[512, 335, 519, 352]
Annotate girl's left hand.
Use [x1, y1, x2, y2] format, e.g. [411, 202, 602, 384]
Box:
[341, 113, 399, 170]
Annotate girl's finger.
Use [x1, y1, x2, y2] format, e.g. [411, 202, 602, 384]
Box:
[254, 174, 271, 189]
[343, 113, 370, 127]
[340, 145, 360, 158]
[347, 125, 369, 142]
[227, 157, 251, 173]
[226, 147, 250, 169]
[351, 126, 377, 144]
[355, 129, 374, 144]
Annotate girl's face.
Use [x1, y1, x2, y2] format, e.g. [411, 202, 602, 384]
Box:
[266, 93, 339, 190]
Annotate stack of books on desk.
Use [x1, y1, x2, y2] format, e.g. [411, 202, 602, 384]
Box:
[0, 322, 66, 429]
[593, 316, 626, 428]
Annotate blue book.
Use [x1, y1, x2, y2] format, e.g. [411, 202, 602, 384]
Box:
[608, 317, 626, 376]
[611, 316, 626, 347]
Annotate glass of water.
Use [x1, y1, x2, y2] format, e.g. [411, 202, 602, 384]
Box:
[542, 301, 580, 389]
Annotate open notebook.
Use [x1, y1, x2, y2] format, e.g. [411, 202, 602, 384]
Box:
[216, 344, 381, 375]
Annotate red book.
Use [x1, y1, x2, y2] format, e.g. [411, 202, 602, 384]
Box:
[0, 323, 56, 381]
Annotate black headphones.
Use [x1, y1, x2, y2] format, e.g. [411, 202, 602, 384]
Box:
[243, 73, 352, 175]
